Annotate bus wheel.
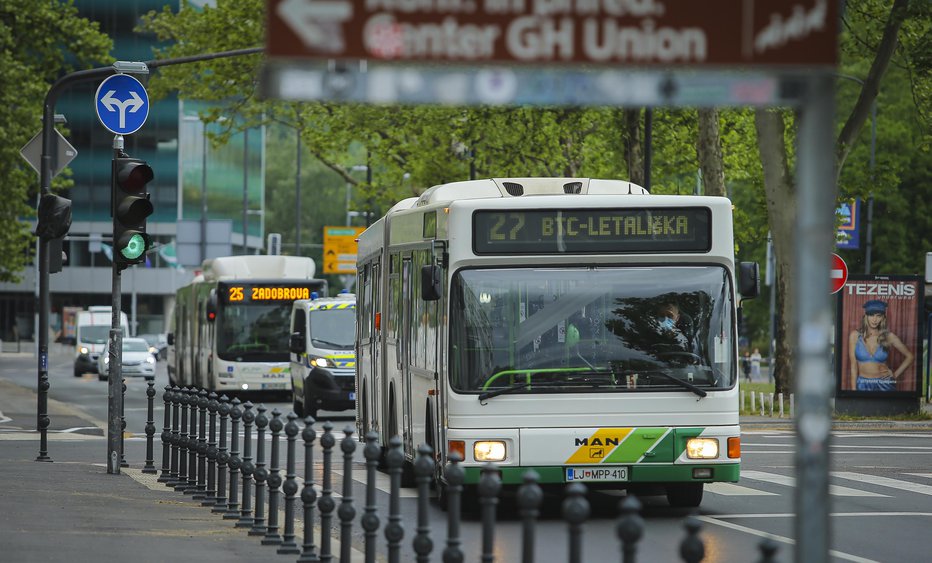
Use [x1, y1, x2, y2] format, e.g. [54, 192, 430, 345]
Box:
[666, 483, 703, 508]
[303, 387, 318, 420]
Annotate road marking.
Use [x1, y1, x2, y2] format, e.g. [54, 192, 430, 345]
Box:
[0, 410, 11, 424]
[742, 470, 888, 497]
[832, 471, 932, 496]
[905, 473, 932, 479]
[706, 482, 776, 496]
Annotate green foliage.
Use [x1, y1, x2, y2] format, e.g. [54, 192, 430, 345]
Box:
[0, 0, 112, 281]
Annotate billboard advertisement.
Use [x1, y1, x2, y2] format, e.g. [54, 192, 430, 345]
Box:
[835, 275, 923, 397]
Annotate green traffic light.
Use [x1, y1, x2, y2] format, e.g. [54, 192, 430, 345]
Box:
[120, 233, 146, 260]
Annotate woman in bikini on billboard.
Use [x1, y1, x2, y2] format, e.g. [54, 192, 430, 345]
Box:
[846, 300, 914, 392]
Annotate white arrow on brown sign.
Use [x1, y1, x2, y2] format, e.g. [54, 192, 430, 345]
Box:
[277, 0, 353, 53]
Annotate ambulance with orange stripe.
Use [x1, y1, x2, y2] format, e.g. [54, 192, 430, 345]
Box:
[356, 178, 759, 507]
[289, 292, 357, 420]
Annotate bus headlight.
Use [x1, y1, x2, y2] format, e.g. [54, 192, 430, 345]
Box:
[686, 438, 719, 459]
[474, 441, 506, 462]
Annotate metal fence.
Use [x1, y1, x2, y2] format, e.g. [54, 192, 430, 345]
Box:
[146, 384, 780, 562]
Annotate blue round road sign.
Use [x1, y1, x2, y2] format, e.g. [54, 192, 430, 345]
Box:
[95, 74, 149, 135]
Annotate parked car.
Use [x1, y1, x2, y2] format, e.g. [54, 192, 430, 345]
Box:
[138, 333, 168, 361]
[97, 337, 157, 381]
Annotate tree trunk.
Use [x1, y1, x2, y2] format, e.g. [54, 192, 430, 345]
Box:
[754, 109, 796, 397]
[623, 109, 644, 186]
[696, 108, 726, 197]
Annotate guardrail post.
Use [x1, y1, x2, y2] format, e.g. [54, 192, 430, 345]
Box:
[518, 469, 542, 563]
[278, 412, 301, 555]
[479, 463, 502, 563]
[442, 453, 464, 563]
[318, 421, 335, 562]
[193, 389, 209, 498]
[249, 404, 268, 536]
[297, 416, 318, 562]
[564, 482, 590, 563]
[339, 426, 357, 563]
[174, 387, 190, 492]
[168, 386, 181, 486]
[236, 401, 255, 528]
[414, 443, 435, 563]
[202, 392, 219, 505]
[362, 431, 381, 563]
[143, 380, 158, 474]
[617, 495, 643, 563]
[212, 395, 229, 512]
[223, 397, 242, 520]
[679, 515, 705, 563]
[262, 408, 283, 546]
[158, 384, 172, 481]
[385, 435, 404, 563]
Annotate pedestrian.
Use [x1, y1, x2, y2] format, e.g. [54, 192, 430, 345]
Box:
[742, 351, 752, 382]
[750, 348, 762, 379]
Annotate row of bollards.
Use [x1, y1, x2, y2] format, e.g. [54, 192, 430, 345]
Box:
[144, 385, 781, 563]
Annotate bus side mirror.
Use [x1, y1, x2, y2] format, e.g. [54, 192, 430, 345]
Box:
[166, 332, 174, 346]
[289, 332, 306, 354]
[738, 262, 760, 300]
[421, 264, 441, 301]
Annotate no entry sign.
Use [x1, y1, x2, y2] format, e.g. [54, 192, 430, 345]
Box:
[830, 253, 848, 294]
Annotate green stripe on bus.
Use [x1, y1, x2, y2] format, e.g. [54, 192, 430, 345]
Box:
[603, 427, 667, 463]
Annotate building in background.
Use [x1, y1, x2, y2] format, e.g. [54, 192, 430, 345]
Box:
[0, 0, 263, 342]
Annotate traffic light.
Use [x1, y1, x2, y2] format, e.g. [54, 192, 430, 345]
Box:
[112, 156, 153, 268]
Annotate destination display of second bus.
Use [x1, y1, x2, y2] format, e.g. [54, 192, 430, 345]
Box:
[219, 282, 323, 304]
[473, 208, 711, 254]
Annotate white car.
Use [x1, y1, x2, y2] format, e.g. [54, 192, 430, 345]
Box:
[97, 337, 157, 381]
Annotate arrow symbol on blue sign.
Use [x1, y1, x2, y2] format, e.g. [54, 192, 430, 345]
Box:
[99, 90, 145, 129]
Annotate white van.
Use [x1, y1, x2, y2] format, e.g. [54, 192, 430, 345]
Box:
[288, 293, 356, 419]
[74, 306, 129, 377]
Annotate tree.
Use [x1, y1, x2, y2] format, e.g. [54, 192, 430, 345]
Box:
[0, 0, 112, 281]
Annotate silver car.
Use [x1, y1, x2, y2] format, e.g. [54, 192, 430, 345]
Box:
[97, 337, 157, 381]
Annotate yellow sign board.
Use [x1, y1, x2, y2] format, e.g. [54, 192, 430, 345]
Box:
[323, 226, 365, 274]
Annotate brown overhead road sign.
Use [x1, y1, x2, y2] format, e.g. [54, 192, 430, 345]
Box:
[267, 0, 837, 67]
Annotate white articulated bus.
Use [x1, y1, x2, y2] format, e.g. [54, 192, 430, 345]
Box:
[169, 255, 327, 396]
[356, 178, 759, 507]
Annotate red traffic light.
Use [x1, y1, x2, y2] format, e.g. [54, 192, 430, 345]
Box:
[117, 161, 154, 192]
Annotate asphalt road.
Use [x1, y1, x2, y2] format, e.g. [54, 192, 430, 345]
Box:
[3, 345, 932, 562]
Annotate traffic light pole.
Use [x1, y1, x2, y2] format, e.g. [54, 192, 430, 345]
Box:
[33, 47, 262, 464]
[107, 137, 125, 475]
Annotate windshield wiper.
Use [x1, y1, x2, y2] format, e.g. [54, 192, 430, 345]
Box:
[478, 373, 611, 402]
[311, 339, 348, 349]
[646, 371, 707, 397]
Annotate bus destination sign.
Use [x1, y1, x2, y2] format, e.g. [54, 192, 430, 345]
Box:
[473, 208, 711, 254]
[221, 283, 314, 304]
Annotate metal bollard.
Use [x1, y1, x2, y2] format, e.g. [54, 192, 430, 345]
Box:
[778, 392, 785, 418]
[174, 388, 190, 491]
[318, 421, 336, 563]
[790, 393, 795, 418]
[414, 443, 435, 563]
[339, 426, 357, 563]
[617, 495, 644, 563]
[385, 435, 404, 563]
[201, 392, 218, 505]
[479, 463, 502, 563]
[442, 453, 464, 563]
[262, 408, 283, 545]
[236, 401, 255, 528]
[750, 390, 756, 413]
[120, 379, 128, 468]
[297, 416, 319, 562]
[277, 412, 301, 555]
[759, 391, 765, 417]
[223, 397, 242, 520]
[769, 392, 775, 417]
[158, 385, 172, 481]
[563, 482, 590, 563]
[168, 386, 181, 486]
[212, 395, 229, 512]
[184, 388, 199, 494]
[249, 404, 269, 537]
[517, 469, 543, 563]
[362, 431, 381, 563]
[193, 389, 209, 498]
[143, 380, 158, 474]
[679, 515, 705, 563]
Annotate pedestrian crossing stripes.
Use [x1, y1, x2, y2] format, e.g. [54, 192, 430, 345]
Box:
[831, 471, 932, 496]
[704, 470, 932, 498]
[741, 470, 888, 497]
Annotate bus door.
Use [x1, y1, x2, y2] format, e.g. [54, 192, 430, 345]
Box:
[369, 260, 382, 437]
[401, 256, 414, 452]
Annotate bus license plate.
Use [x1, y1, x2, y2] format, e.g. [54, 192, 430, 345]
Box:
[261, 382, 288, 390]
[565, 466, 628, 482]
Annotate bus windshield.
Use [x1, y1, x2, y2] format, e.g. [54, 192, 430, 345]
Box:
[217, 302, 293, 361]
[450, 266, 735, 395]
[309, 308, 356, 350]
